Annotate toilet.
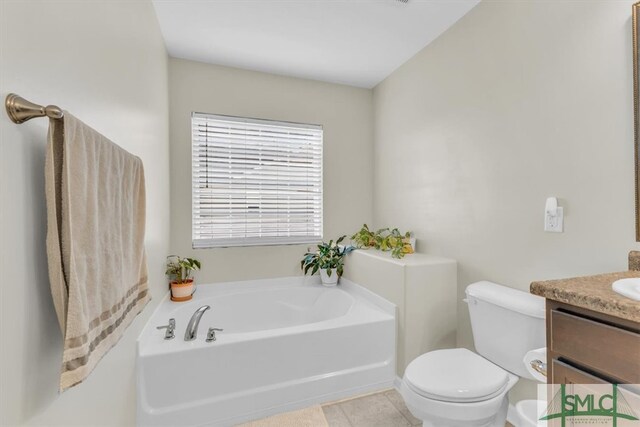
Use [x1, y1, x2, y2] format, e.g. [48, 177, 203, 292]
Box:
[400, 281, 546, 427]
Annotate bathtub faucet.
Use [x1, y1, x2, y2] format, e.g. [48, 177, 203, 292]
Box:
[184, 305, 211, 341]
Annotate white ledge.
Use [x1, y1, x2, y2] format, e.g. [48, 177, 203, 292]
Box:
[347, 248, 457, 267]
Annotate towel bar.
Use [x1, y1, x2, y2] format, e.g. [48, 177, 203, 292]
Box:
[5, 93, 63, 124]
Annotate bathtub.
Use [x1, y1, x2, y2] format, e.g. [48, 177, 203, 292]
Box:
[136, 276, 396, 426]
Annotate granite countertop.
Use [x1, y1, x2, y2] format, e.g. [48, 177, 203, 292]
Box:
[530, 271, 640, 323]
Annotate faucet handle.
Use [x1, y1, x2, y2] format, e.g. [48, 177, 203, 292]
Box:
[156, 318, 176, 340]
[530, 359, 547, 377]
[206, 327, 223, 342]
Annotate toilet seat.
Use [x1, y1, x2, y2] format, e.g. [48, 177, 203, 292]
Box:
[404, 348, 510, 403]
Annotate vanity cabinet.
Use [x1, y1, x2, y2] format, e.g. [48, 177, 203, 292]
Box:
[546, 300, 640, 384]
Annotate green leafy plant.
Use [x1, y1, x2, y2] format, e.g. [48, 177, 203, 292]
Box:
[350, 224, 414, 259]
[300, 236, 355, 278]
[165, 255, 201, 284]
[350, 224, 379, 248]
[385, 228, 413, 259]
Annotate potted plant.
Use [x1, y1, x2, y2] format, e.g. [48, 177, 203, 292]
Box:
[300, 236, 354, 286]
[165, 255, 201, 302]
[350, 223, 379, 249]
[350, 224, 415, 259]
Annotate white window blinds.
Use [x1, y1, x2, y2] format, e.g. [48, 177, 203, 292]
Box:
[192, 113, 323, 248]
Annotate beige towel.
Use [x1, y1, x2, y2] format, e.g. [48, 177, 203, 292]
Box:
[45, 113, 150, 392]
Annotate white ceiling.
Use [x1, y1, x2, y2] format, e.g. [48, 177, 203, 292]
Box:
[152, 0, 480, 88]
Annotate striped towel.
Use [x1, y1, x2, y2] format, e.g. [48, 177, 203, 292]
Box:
[44, 113, 150, 391]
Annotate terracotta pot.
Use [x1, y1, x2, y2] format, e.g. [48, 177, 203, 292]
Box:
[319, 268, 339, 286]
[171, 279, 194, 302]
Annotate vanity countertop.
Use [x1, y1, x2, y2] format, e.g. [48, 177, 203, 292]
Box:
[530, 271, 640, 323]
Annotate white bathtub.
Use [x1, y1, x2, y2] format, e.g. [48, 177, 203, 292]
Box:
[136, 276, 396, 426]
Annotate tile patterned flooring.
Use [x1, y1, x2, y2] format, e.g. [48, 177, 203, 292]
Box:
[322, 390, 421, 427]
[321, 389, 515, 427]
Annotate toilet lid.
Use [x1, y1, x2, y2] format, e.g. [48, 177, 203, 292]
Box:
[404, 348, 510, 403]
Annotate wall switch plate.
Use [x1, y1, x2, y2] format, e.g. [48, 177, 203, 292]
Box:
[544, 207, 564, 233]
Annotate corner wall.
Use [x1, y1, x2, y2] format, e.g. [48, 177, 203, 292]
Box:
[0, 1, 170, 425]
[169, 58, 374, 283]
[372, 0, 639, 401]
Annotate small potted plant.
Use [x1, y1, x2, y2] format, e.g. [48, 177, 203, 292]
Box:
[350, 223, 379, 249]
[165, 255, 201, 302]
[350, 224, 415, 259]
[382, 228, 415, 258]
[300, 236, 354, 286]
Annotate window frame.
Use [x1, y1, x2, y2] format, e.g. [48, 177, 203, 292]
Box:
[191, 112, 324, 249]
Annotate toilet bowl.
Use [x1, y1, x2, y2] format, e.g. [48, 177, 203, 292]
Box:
[400, 348, 519, 427]
[401, 281, 546, 427]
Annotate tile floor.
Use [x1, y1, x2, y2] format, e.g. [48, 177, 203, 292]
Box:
[321, 389, 421, 427]
[321, 389, 515, 427]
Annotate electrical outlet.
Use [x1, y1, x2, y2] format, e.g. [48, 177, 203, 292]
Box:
[544, 207, 564, 233]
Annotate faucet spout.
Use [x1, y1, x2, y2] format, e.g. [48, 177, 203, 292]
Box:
[184, 305, 210, 341]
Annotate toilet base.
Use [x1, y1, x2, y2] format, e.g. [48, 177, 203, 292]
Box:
[418, 398, 508, 427]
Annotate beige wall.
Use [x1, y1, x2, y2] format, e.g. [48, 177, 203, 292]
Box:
[169, 58, 374, 283]
[0, 1, 169, 425]
[373, 0, 639, 401]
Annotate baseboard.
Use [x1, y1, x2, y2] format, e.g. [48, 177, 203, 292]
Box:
[393, 375, 403, 389]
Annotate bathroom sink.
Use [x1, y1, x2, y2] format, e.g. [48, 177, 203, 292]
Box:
[612, 278, 640, 301]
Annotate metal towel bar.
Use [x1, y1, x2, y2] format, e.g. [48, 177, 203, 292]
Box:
[5, 93, 63, 124]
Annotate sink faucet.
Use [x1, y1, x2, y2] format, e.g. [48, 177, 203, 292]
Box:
[184, 305, 210, 341]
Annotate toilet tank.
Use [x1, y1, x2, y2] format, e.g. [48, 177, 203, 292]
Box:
[465, 281, 545, 379]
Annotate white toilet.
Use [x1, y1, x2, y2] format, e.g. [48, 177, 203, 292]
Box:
[400, 281, 546, 427]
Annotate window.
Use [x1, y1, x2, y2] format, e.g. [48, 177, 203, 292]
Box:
[191, 113, 323, 248]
